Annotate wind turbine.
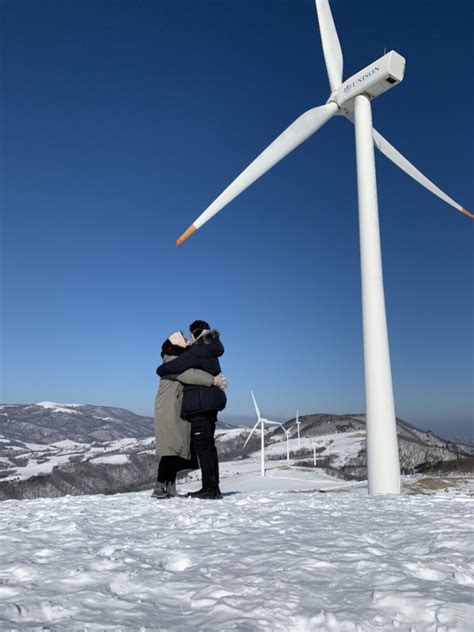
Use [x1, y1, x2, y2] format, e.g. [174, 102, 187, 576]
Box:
[311, 440, 322, 467]
[243, 391, 283, 477]
[175, 1, 471, 494]
[295, 410, 301, 449]
[282, 423, 295, 466]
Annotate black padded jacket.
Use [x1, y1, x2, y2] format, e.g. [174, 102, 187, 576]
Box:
[156, 333, 226, 419]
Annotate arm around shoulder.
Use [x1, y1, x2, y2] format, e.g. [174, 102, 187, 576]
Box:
[176, 369, 213, 387]
[156, 351, 197, 377]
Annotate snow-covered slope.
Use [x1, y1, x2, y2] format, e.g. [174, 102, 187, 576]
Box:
[235, 417, 473, 481]
[0, 471, 472, 631]
[0, 435, 158, 500]
[0, 437, 155, 481]
[1, 404, 472, 501]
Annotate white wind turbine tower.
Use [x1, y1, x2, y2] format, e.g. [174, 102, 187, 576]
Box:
[295, 410, 301, 449]
[243, 391, 283, 477]
[176, 1, 471, 495]
[311, 440, 322, 467]
[282, 423, 295, 466]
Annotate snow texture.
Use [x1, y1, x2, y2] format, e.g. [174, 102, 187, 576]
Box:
[0, 472, 472, 631]
[34, 403, 81, 414]
[92, 455, 130, 465]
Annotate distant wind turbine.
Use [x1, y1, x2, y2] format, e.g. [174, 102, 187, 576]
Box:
[311, 440, 322, 467]
[176, 1, 471, 494]
[282, 423, 295, 466]
[244, 391, 283, 477]
[295, 410, 301, 449]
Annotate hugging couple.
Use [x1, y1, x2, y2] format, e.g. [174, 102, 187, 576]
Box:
[153, 320, 228, 500]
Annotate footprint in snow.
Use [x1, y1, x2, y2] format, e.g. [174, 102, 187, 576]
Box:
[0, 586, 19, 599]
[33, 549, 56, 562]
[162, 555, 193, 572]
[97, 544, 116, 557]
[86, 558, 118, 571]
[10, 567, 37, 582]
[404, 562, 446, 581]
[453, 571, 474, 586]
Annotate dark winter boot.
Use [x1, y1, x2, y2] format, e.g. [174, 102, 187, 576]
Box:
[186, 488, 205, 498]
[152, 483, 168, 499]
[188, 487, 221, 500]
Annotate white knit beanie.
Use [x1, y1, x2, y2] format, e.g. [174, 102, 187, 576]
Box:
[168, 331, 187, 348]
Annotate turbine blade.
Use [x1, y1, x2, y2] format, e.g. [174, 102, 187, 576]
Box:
[243, 418, 261, 448]
[251, 390, 261, 420]
[176, 103, 338, 245]
[315, 0, 343, 92]
[372, 127, 472, 219]
[264, 420, 283, 427]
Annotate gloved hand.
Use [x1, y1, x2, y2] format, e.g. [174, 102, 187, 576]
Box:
[213, 374, 229, 390]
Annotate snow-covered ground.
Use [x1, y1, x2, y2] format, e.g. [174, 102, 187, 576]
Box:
[0, 466, 472, 631]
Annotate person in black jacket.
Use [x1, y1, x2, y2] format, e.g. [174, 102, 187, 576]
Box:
[156, 322, 227, 499]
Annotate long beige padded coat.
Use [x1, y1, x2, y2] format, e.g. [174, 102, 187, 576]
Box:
[154, 354, 213, 459]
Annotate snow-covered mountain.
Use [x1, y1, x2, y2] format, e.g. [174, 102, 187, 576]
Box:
[0, 402, 154, 443]
[0, 403, 238, 501]
[0, 403, 472, 501]
[264, 413, 474, 478]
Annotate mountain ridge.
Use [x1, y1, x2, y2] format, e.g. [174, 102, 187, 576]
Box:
[1, 403, 472, 501]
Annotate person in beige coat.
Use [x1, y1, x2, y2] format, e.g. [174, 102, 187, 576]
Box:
[153, 331, 226, 499]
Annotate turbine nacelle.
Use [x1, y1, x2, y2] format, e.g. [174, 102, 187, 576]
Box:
[334, 51, 405, 115]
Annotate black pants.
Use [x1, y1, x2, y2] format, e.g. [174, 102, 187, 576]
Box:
[189, 413, 219, 490]
[157, 455, 197, 484]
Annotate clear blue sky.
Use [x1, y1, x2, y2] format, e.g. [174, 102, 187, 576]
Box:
[2, 0, 473, 438]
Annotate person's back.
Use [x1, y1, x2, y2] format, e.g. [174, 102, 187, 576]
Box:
[184, 325, 226, 499]
[181, 330, 226, 420]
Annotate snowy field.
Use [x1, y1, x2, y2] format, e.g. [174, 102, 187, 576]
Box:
[0, 467, 473, 631]
[0, 437, 155, 482]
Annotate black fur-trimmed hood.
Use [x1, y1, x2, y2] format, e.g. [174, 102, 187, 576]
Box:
[191, 330, 224, 358]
